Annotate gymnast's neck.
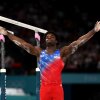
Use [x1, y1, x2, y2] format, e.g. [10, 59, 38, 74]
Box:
[46, 45, 57, 54]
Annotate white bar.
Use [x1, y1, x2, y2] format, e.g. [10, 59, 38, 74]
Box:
[36, 68, 40, 72]
[0, 68, 6, 72]
[7, 30, 14, 34]
[0, 16, 48, 34]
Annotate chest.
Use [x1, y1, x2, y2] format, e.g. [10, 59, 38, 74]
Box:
[39, 50, 60, 63]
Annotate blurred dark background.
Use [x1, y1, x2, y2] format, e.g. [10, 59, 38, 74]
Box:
[0, 0, 100, 75]
[0, 0, 100, 100]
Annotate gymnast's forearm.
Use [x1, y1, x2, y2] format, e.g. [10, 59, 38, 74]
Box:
[76, 29, 96, 47]
[7, 32, 35, 53]
[7, 32, 27, 47]
[7, 32, 41, 56]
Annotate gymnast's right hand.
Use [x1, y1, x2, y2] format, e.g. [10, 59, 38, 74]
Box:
[0, 26, 8, 35]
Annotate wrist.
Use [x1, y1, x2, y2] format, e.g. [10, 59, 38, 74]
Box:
[92, 28, 97, 33]
[7, 32, 12, 36]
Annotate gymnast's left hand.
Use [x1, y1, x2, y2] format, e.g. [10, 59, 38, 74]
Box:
[0, 26, 8, 35]
[94, 21, 100, 32]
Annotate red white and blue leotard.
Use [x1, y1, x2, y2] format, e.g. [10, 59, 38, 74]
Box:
[38, 49, 64, 84]
[38, 49, 64, 100]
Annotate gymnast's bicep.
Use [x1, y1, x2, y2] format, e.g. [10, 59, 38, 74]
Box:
[13, 39, 41, 57]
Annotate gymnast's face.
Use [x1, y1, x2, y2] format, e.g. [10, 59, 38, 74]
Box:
[45, 33, 57, 46]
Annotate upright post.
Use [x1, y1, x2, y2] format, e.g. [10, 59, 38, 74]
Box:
[35, 32, 40, 100]
[0, 35, 6, 100]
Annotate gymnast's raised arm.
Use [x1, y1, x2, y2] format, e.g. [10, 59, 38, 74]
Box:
[60, 21, 100, 62]
[0, 26, 41, 57]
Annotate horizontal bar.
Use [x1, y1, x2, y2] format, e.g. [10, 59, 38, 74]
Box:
[0, 16, 48, 34]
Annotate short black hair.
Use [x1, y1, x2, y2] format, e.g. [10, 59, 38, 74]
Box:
[39, 31, 60, 49]
[44, 31, 59, 41]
